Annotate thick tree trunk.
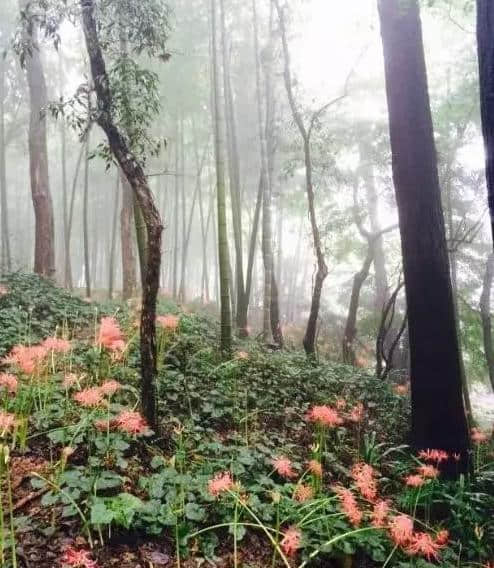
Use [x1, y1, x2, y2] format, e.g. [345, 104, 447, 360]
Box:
[379, 0, 470, 474]
[480, 252, 494, 390]
[211, 0, 232, 353]
[477, 0, 494, 245]
[21, 5, 55, 278]
[0, 56, 11, 271]
[80, 0, 163, 428]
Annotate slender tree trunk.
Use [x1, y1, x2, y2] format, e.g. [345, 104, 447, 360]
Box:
[120, 174, 136, 300]
[21, 3, 55, 278]
[379, 0, 470, 474]
[274, 0, 326, 355]
[343, 249, 374, 365]
[480, 252, 494, 390]
[0, 56, 11, 272]
[211, 0, 232, 352]
[108, 174, 120, 299]
[476, 0, 494, 246]
[172, 124, 179, 299]
[220, 0, 246, 333]
[81, 0, 163, 428]
[83, 127, 91, 298]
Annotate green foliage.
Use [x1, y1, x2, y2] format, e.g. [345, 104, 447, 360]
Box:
[0, 272, 94, 356]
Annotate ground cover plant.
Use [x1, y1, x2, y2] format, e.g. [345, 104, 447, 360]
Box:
[0, 277, 492, 568]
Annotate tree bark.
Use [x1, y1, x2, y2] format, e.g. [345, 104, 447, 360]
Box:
[379, 0, 470, 474]
[211, 0, 232, 353]
[274, 0, 327, 355]
[480, 252, 494, 390]
[80, 0, 163, 429]
[0, 55, 12, 271]
[120, 173, 136, 300]
[21, 2, 55, 278]
[476, 0, 494, 246]
[108, 174, 120, 299]
[83, 128, 91, 298]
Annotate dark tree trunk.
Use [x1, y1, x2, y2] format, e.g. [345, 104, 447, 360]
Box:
[80, 0, 163, 429]
[477, 0, 494, 245]
[379, 0, 470, 474]
[21, 4, 55, 278]
[480, 252, 494, 390]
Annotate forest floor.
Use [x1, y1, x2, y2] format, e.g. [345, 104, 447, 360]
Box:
[0, 273, 493, 568]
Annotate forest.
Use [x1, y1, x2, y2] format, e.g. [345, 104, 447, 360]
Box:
[0, 0, 493, 566]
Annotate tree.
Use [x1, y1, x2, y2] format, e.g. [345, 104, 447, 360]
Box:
[211, 0, 232, 353]
[476, 0, 494, 246]
[480, 252, 494, 390]
[378, 0, 470, 474]
[19, 0, 56, 278]
[80, 0, 164, 428]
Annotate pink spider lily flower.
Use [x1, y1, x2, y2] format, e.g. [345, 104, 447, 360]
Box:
[42, 337, 71, 353]
[99, 380, 122, 396]
[471, 427, 490, 444]
[351, 462, 378, 502]
[61, 545, 98, 567]
[294, 483, 314, 502]
[389, 514, 414, 546]
[0, 373, 18, 394]
[307, 459, 322, 477]
[98, 317, 125, 352]
[208, 471, 233, 497]
[280, 526, 301, 556]
[73, 387, 104, 408]
[405, 474, 426, 488]
[115, 410, 149, 435]
[306, 405, 343, 428]
[156, 314, 180, 331]
[418, 449, 449, 464]
[371, 500, 390, 528]
[272, 456, 297, 479]
[334, 486, 363, 526]
[405, 531, 445, 562]
[416, 464, 439, 479]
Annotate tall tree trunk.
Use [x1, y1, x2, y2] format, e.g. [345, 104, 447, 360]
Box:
[220, 0, 246, 333]
[83, 129, 91, 298]
[343, 249, 374, 365]
[211, 0, 232, 352]
[172, 125, 179, 299]
[108, 174, 120, 299]
[476, 0, 494, 246]
[21, 3, 55, 278]
[58, 51, 72, 288]
[379, 0, 470, 475]
[81, 0, 163, 429]
[358, 142, 388, 309]
[0, 55, 11, 272]
[480, 252, 494, 390]
[274, 0, 327, 355]
[120, 174, 136, 300]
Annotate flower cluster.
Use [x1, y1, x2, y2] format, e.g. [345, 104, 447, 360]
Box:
[351, 462, 378, 501]
[306, 405, 343, 427]
[61, 545, 98, 568]
[156, 314, 180, 331]
[208, 471, 233, 497]
[0, 373, 18, 394]
[98, 317, 125, 352]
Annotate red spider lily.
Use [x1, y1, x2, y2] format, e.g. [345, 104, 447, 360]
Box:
[389, 514, 414, 546]
[351, 462, 378, 501]
[416, 465, 439, 479]
[306, 405, 343, 427]
[294, 484, 314, 502]
[280, 526, 301, 556]
[435, 530, 449, 546]
[61, 545, 98, 567]
[98, 317, 125, 352]
[208, 471, 233, 497]
[418, 449, 449, 464]
[0, 373, 17, 394]
[156, 314, 180, 331]
[73, 387, 104, 407]
[4, 344, 47, 374]
[42, 337, 71, 353]
[471, 427, 489, 444]
[348, 402, 365, 423]
[272, 457, 297, 479]
[115, 410, 149, 435]
[334, 486, 363, 526]
[371, 500, 390, 528]
[405, 474, 425, 488]
[0, 411, 16, 434]
[307, 459, 322, 477]
[62, 373, 79, 389]
[406, 532, 445, 562]
[99, 380, 122, 396]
